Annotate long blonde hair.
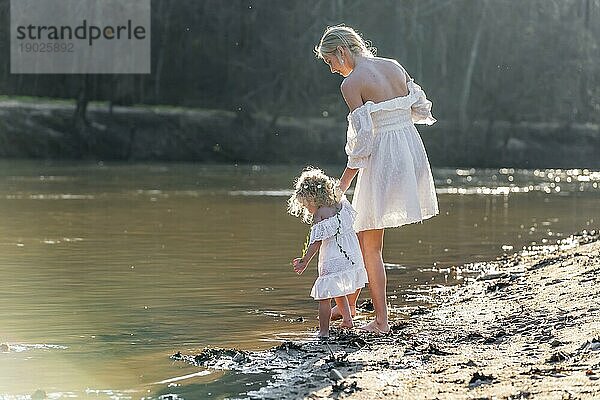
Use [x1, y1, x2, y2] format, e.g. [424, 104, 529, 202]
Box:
[314, 24, 376, 61]
[287, 167, 340, 224]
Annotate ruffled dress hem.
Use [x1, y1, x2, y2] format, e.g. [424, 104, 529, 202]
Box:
[310, 266, 369, 300]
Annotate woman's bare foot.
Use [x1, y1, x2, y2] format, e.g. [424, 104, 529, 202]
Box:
[358, 319, 390, 334]
[339, 319, 354, 329]
[330, 304, 356, 321]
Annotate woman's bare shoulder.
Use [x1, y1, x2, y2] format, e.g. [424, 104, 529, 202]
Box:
[377, 57, 409, 76]
[340, 60, 374, 94]
[340, 73, 364, 111]
[375, 56, 398, 63]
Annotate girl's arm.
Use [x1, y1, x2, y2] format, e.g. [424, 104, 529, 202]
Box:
[339, 167, 359, 193]
[293, 241, 321, 275]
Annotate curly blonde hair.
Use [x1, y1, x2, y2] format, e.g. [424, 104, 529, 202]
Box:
[287, 167, 341, 224]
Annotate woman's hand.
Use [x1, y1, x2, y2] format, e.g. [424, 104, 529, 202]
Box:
[333, 182, 344, 201]
[292, 257, 308, 275]
[337, 179, 349, 194]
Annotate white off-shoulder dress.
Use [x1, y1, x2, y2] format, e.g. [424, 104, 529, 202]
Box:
[345, 79, 439, 232]
[309, 198, 368, 300]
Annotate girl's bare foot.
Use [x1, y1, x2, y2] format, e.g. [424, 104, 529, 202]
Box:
[318, 331, 329, 340]
[358, 319, 390, 334]
[330, 304, 356, 321]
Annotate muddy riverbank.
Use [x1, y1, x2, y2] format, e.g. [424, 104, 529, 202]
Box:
[172, 230, 600, 399]
[1, 99, 599, 167]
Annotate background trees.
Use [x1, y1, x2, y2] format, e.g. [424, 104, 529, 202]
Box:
[0, 0, 598, 127]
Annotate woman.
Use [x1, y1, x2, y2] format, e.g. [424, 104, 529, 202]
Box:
[314, 25, 439, 334]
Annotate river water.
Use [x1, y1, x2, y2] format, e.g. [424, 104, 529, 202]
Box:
[0, 161, 598, 399]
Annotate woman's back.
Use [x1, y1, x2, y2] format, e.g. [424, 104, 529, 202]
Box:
[347, 57, 410, 105]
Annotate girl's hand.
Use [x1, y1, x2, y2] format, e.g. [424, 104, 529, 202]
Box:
[292, 257, 307, 275]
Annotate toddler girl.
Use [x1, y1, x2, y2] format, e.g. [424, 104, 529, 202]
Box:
[288, 167, 368, 338]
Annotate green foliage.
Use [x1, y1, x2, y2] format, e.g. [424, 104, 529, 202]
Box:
[301, 230, 310, 259]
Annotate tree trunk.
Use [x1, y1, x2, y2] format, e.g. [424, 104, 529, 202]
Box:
[394, 1, 406, 61]
[410, 3, 422, 77]
[459, 0, 488, 133]
[154, 0, 173, 103]
[439, 17, 447, 79]
[73, 75, 91, 155]
[74, 75, 89, 130]
[578, 0, 591, 117]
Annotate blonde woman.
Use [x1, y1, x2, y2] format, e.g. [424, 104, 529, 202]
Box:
[314, 25, 439, 334]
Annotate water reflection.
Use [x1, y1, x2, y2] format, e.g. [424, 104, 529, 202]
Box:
[0, 161, 598, 398]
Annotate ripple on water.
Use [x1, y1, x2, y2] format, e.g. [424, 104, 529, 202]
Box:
[1, 343, 68, 353]
[40, 237, 84, 245]
[0, 391, 78, 400]
[384, 262, 406, 270]
[3, 194, 96, 200]
[153, 370, 212, 385]
[7, 175, 75, 182]
[35, 194, 95, 200]
[229, 190, 292, 197]
[16, 168, 583, 201]
[84, 388, 139, 398]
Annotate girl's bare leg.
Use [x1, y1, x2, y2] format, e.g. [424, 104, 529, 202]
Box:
[330, 289, 359, 320]
[318, 299, 332, 338]
[334, 295, 354, 328]
[358, 229, 390, 334]
[331, 239, 366, 320]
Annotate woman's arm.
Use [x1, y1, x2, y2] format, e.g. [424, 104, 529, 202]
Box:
[339, 167, 359, 193]
[340, 78, 363, 112]
[339, 77, 364, 191]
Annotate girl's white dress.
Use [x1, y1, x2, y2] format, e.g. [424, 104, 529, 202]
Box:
[345, 79, 439, 232]
[309, 198, 368, 300]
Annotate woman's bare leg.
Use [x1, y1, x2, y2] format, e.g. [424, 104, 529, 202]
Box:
[330, 289, 359, 320]
[334, 295, 354, 328]
[318, 299, 332, 338]
[358, 229, 389, 333]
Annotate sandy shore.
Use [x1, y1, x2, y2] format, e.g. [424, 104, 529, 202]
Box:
[172, 230, 600, 399]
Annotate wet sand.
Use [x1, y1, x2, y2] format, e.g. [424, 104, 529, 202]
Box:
[172, 230, 600, 399]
